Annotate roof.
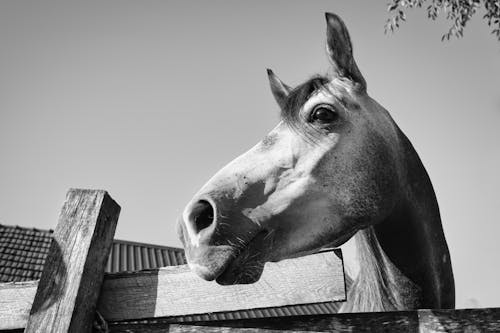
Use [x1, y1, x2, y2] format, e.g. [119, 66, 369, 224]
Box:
[0, 224, 186, 282]
[158, 301, 341, 322]
[0, 223, 343, 320]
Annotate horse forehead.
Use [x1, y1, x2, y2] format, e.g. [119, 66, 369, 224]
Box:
[302, 80, 359, 110]
[326, 78, 355, 94]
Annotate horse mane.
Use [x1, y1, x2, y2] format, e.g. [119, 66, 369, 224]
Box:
[341, 227, 422, 312]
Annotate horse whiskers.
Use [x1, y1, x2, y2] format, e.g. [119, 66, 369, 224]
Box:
[235, 237, 246, 246]
[226, 239, 238, 249]
[216, 212, 229, 219]
[263, 229, 275, 240]
[216, 221, 230, 228]
[247, 252, 261, 261]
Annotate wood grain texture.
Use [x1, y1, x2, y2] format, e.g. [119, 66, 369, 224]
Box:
[0, 281, 37, 330]
[0, 250, 344, 329]
[418, 308, 500, 332]
[24, 189, 121, 333]
[105, 312, 419, 333]
[105, 308, 500, 333]
[98, 249, 346, 321]
[2, 281, 500, 332]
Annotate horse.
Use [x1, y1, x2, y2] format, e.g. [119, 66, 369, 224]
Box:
[177, 12, 455, 312]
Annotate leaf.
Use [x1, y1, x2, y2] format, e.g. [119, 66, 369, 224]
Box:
[389, 3, 399, 11]
[385, 0, 500, 42]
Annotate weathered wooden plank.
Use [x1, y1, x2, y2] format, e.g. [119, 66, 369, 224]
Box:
[0, 281, 37, 330]
[106, 311, 419, 333]
[98, 249, 345, 321]
[24, 189, 121, 333]
[0, 250, 344, 330]
[418, 308, 500, 332]
[106, 308, 500, 333]
[2, 277, 500, 332]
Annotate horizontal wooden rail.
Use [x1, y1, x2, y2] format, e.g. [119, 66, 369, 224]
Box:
[0, 281, 37, 330]
[0, 250, 345, 331]
[105, 307, 500, 333]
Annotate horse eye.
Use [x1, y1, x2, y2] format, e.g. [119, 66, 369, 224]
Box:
[310, 106, 338, 123]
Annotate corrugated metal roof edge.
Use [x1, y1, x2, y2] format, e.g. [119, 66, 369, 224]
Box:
[107, 302, 341, 325]
[113, 239, 183, 252]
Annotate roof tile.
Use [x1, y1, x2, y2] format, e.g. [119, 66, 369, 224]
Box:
[0, 224, 186, 282]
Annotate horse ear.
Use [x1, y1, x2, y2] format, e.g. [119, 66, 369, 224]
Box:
[267, 69, 291, 109]
[325, 12, 366, 90]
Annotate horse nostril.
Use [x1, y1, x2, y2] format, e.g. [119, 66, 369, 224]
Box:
[191, 200, 215, 233]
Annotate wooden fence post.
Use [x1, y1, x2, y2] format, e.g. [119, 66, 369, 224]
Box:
[24, 189, 120, 333]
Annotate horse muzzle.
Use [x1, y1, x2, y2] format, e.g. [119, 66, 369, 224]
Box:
[177, 197, 273, 283]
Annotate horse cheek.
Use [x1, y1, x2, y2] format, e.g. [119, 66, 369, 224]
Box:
[359, 140, 400, 225]
[337, 137, 399, 228]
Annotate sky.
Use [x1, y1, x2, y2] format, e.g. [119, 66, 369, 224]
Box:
[0, 0, 499, 309]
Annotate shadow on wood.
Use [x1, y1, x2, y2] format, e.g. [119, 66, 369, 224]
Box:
[28, 239, 66, 315]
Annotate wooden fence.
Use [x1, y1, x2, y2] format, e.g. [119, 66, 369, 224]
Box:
[1, 189, 499, 332]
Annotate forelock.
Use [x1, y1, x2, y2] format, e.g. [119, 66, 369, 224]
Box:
[281, 75, 330, 127]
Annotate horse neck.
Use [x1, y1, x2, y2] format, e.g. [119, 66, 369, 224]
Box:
[341, 130, 454, 312]
[341, 226, 422, 313]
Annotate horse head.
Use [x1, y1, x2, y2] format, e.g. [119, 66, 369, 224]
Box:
[177, 13, 454, 311]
